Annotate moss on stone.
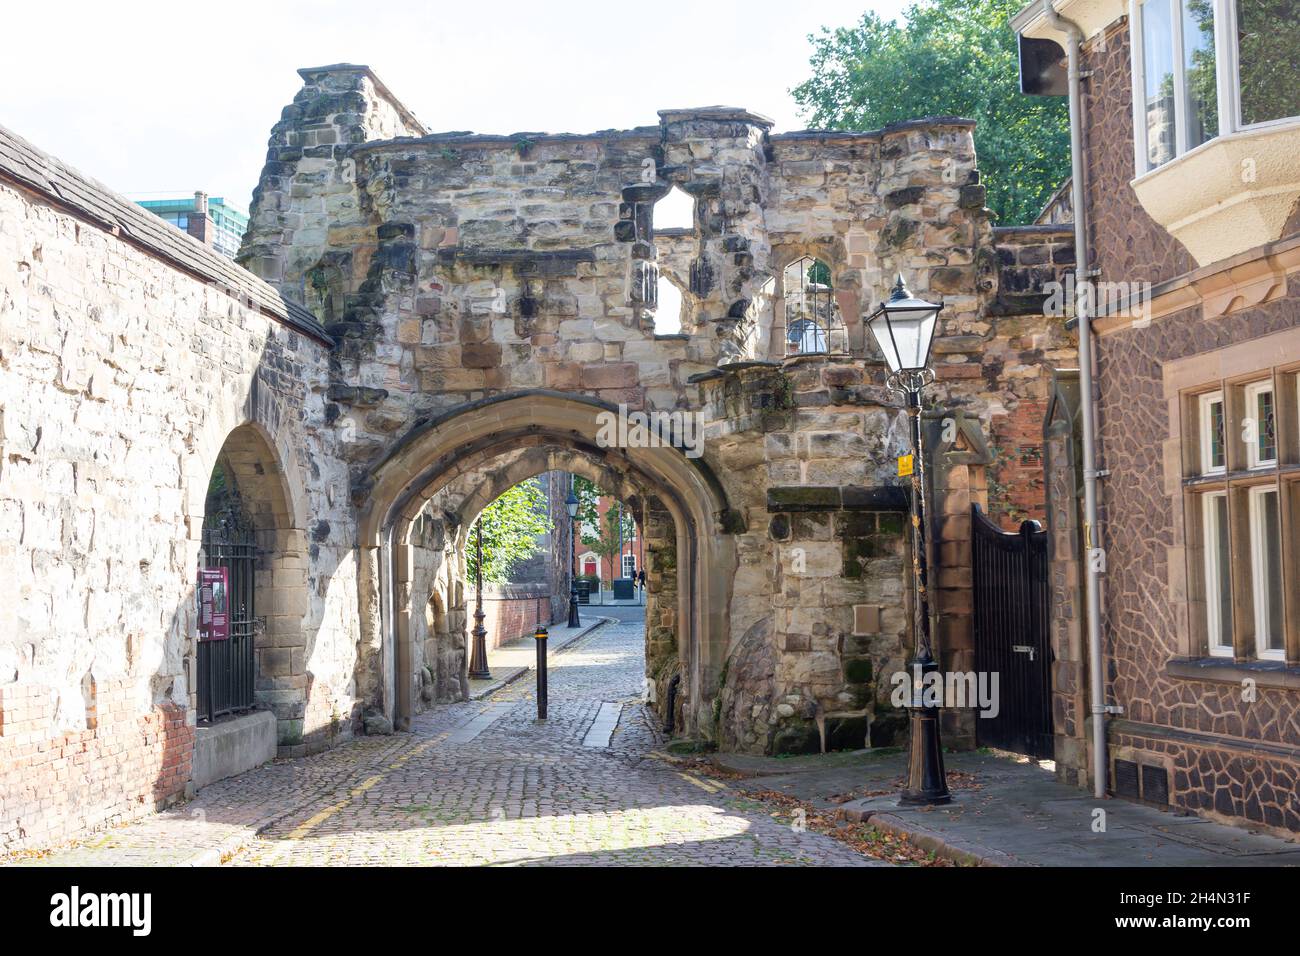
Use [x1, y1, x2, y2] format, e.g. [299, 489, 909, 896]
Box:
[843, 657, 874, 684]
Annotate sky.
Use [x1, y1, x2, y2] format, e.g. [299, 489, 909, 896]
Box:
[0, 0, 911, 211]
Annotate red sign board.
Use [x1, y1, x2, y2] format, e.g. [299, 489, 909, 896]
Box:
[198, 567, 230, 641]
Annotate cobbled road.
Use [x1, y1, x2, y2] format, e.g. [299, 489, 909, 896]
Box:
[16, 615, 881, 867]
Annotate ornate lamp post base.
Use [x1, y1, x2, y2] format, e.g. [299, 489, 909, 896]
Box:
[899, 651, 951, 807]
[568, 583, 580, 628]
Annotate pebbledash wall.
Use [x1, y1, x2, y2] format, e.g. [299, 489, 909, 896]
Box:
[0, 126, 361, 850]
[0, 60, 1072, 851]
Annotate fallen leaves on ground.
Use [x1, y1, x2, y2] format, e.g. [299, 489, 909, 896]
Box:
[745, 788, 954, 867]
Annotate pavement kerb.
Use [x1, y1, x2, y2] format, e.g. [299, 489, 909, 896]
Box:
[837, 802, 1025, 867]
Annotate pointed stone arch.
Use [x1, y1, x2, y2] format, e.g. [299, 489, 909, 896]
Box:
[355, 390, 736, 738]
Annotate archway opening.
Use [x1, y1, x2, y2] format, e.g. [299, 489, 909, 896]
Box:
[356, 393, 735, 742]
[194, 424, 305, 741]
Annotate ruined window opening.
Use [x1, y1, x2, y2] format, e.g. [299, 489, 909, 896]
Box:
[783, 257, 837, 356]
[655, 275, 683, 334]
[653, 185, 695, 231]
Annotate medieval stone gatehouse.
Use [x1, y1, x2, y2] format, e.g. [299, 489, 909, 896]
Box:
[0, 62, 1070, 851]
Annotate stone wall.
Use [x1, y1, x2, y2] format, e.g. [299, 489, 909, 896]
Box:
[0, 130, 360, 850]
[1091, 281, 1300, 832]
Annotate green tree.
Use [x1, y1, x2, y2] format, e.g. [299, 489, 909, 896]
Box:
[792, 0, 1070, 225]
[465, 479, 551, 584]
[573, 476, 636, 568]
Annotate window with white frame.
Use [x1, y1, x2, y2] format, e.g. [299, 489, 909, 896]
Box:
[1244, 380, 1277, 468]
[1201, 490, 1234, 656]
[1186, 369, 1295, 663]
[1131, 0, 1300, 174]
[1199, 390, 1226, 474]
[621, 553, 636, 578]
[1248, 484, 1284, 658]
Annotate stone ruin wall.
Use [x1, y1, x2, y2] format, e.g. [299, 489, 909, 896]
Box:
[241, 65, 1077, 754]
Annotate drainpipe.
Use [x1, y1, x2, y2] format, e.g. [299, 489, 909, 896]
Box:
[1043, 0, 1108, 800]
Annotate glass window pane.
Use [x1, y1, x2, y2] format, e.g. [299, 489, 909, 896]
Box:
[1183, 0, 1218, 146]
[1143, 0, 1178, 167]
[1206, 494, 1233, 650]
[1257, 387, 1276, 462]
[1205, 396, 1225, 470]
[1252, 488, 1283, 652]
[1236, 0, 1300, 126]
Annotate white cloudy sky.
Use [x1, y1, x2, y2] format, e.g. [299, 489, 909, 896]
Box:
[1, 0, 911, 210]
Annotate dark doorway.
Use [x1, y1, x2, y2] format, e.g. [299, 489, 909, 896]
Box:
[196, 463, 257, 722]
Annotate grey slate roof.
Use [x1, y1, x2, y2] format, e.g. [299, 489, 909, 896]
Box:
[0, 123, 329, 344]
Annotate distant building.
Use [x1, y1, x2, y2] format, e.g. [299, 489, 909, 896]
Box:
[136, 191, 248, 259]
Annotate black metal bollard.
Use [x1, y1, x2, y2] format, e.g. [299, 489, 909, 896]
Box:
[534, 625, 548, 720]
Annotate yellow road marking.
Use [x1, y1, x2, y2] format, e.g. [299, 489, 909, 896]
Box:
[677, 771, 726, 794]
[283, 729, 452, 841]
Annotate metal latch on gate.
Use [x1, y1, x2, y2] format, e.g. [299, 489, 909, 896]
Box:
[1012, 644, 1036, 661]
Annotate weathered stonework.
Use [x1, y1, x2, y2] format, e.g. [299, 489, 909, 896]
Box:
[234, 64, 1073, 758]
[0, 127, 360, 849]
[1, 60, 1074, 850]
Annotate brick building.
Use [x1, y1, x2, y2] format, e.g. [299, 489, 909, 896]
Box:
[1015, 0, 1300, 833]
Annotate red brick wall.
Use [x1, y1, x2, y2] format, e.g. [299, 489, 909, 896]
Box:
[989, 399, 1049, 529]
[0, 680, 193, 852]
[481, 591, 553, 650]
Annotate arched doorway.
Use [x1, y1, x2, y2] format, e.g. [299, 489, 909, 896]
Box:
[354, 392, 735, 740]
[192, 423, 307, 744]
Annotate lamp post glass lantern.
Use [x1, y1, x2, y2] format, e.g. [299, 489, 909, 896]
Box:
[565, 487, 580, 628]
[867, 274, 950, 807]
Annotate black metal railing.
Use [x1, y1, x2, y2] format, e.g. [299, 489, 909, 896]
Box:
[197, 511, 257, 722]
[971, 504, 1053, 759]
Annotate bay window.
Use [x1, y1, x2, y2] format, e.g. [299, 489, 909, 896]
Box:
[1131, 0, 1300, 173]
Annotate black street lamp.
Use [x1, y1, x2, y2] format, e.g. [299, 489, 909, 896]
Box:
[866, 274, 950, 807]
[468, 520, 491, 680]
[566, 486, 581, 628]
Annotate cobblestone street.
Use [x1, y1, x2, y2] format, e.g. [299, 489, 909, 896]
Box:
[13, 615, 881, 867]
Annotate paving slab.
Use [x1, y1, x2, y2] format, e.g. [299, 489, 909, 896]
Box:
[718, 749, 1300, 867]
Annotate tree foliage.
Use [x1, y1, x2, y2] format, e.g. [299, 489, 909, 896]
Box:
[465, 479, 551, 584]
[791, 0, 1070, 225]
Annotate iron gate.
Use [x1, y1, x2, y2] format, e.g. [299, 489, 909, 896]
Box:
[971, 504, 1053, 759]
[197, 509, 257, 722]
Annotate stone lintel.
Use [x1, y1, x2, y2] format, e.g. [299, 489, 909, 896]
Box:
[767, 485, 909, 513]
